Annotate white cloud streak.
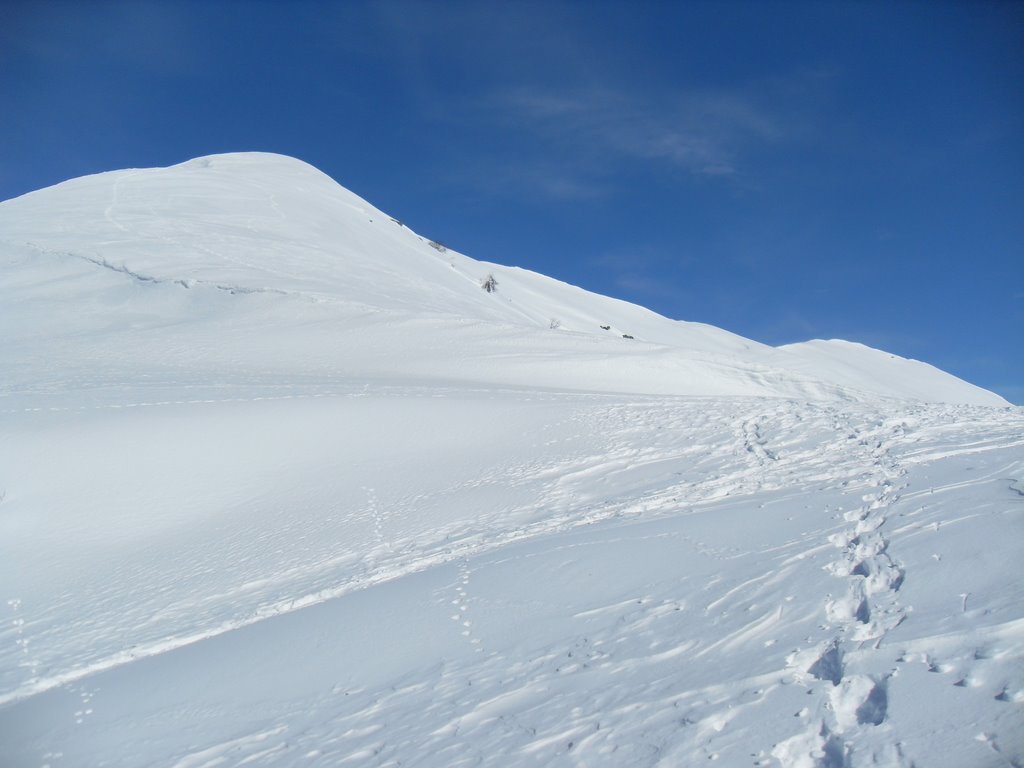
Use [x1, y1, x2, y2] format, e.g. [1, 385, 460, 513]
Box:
[496, 85, 786, 178]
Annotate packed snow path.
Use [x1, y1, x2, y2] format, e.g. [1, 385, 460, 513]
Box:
[2, 387, 1022, 767]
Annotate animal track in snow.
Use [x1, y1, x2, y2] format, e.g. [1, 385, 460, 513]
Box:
[7, 598, 40, 682]
[364, 488, 392, 554]
[448, 560, 483, 652]
[70, 684, 96, 725]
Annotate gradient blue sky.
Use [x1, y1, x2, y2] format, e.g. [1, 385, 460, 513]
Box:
[2, 0, 1022, 402]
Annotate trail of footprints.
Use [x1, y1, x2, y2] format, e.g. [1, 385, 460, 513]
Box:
[740, 417, 777, 467]
[777, 418, 910, 767]
[824, 425, 908, 645]
[776, 415, 1015, 766]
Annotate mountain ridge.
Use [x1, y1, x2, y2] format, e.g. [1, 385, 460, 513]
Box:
[0, 151, 1007, 406]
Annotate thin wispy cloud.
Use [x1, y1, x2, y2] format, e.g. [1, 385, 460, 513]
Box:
[343, 1, 817, 203]
[437, 156, 610, 205]
[495, 85, 787, 179]
[436, 77, 816, 204]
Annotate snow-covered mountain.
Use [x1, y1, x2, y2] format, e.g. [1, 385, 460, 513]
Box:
[0, 152, 1006, 405]
[1, 154, 1021, 768]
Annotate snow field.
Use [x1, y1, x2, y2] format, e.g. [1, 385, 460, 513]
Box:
[1, 152, 1021, 766]
[2, 391, 1022, 766]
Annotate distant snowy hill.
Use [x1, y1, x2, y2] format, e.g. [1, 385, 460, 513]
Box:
[0, 152, 1006, 405]
[1, 154, 1020, 768]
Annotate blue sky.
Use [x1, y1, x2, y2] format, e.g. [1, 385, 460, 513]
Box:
[2, 0, 1022, 402]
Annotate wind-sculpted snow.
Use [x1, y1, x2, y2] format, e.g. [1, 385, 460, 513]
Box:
[0, 154, 1021, 766]
[1, 387, 1022, 767]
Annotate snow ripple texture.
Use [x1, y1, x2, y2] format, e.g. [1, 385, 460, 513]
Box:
[1, 394, 1022, 768]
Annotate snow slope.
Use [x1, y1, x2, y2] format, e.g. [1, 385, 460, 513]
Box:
[1, 154, 1021, 768]
[0, 152, 1006, 406]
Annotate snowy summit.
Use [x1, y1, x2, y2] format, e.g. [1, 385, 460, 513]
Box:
[0, 153, 1021, 767]
[0, 152, 1007, 406]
